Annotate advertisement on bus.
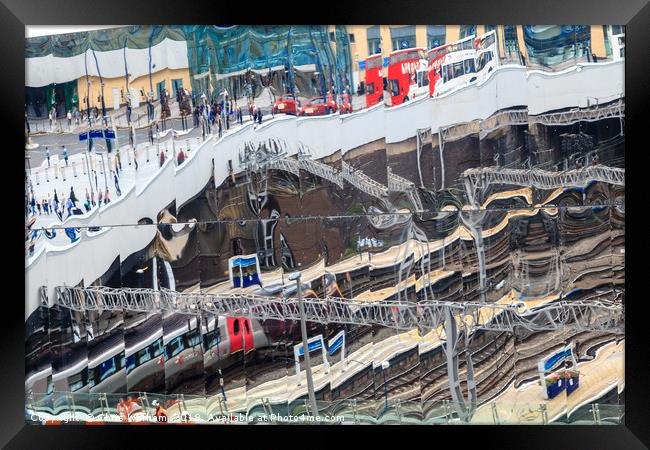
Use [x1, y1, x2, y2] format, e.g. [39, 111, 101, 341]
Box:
[387, 47, 428, 106]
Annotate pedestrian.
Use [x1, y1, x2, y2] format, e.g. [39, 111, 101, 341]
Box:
[70, 186, 78, 205]
[48, 110, 53, 129]
[83, 200, 91, 212]
[177, 148, 186, 165]
[592, 53, 598, 63]
[258, 108, 263, 125]
[62, 145, 69, 166]
[65, 196, 74, 218]
[93, 170, 98, 192]
[159, 149, 166, 167]
[104, 189, 110, 205]
[46, 147, 51, 167]
[148, 125, 154, 145]
[36, 201, 42, 215]
[30, 195, 36, 216]
[90, 189, 95, 207]
[98, 189, 103, 207]
[218, 116, 222, 137]
[42, 198, 49, 215]
[113, 171, 122, 196]
[67, 110, 72, 129]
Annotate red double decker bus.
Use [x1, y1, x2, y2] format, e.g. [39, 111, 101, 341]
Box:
[427, 30, 499, 98]
[387, 47, 428, 106]
[364, 54, 384, 108]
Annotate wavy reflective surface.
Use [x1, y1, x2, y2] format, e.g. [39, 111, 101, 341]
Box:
[25, 24, 624, 425]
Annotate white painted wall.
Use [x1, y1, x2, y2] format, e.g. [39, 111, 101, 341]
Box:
[25, 60, 624, 319]
[26, 39, 189, 88]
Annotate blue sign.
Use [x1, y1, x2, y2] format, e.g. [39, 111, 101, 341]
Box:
[79, 129, 116, 142]
[544, 348, 572, 371]
[79, 132, 88, 142]
[328, 335, 344, 354]
[297, 339, 323, 357]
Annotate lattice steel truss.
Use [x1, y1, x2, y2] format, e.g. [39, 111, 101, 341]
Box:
[462, 164, 625, 207]
[53, 286, 624, 335]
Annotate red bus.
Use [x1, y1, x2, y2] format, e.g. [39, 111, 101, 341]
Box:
[364, 54, 384, 108]
[387, 47, 428, 106]
[427, 31, 499, 98]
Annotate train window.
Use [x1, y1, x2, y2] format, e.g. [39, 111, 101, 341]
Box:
[166, 336, 186, 359]
[98, 357, 117, 382]
[68, 367, 88, 392]
[153, 338, 164, 357]
[366, 82, 375, 95]
[479, 34, 496, 50]
[204, 330, 221, 350]
[125, 354, 136, 373]
[244, 320, 251, 334]
[137, 346, 153, 365]
[87, 368, 96, 388]
[187, 330, 202, 348]
[233, 319, 240, 336]
[462, 40, 474, 50]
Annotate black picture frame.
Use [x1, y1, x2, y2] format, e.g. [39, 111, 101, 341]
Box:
[2, 0, 646, 447]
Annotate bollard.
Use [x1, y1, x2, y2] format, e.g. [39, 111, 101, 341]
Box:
[72, 162, 78, 178]
[61, 166, 66, 181]
[128, 148, 133, 166]
[186, 139, 190, 151]
[35, 171, 40, 185]
[45, 167, 50, 183]
[146, 146, 150, 163]
[107, 155, 113, 173]
[54, 165, 58, 180]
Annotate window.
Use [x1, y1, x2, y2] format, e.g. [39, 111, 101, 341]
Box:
[233, 319, 240, 336]
[204, 329, 221, 351]
[329, 31, 336, 42]
[171, 79, 183, 96]
[392, 37, 415, 51]
[427, 25, 446, 50]
[153, 338, 164, 357]
[125, 354, 136, 373]
[611, 25, 624, 35]
[68, 368, 88, 392]
[98, 357, 117, 382]
[187, 330, 202, 348]
[166, 336, 185, 359]
[460, 25, 476, 39]
[504, 25, 520, 56]
[390, 79, 400, 97]
[390, 25, 416, 51]
[368, 38, 381, 55]
[349, 33, 355, 43]
[244, 320, 251, 334]
[453, 62, 464, 78]
[366, 82, 375, 95]
[137, 346, 153, 365]
[464, 58, 476, 74]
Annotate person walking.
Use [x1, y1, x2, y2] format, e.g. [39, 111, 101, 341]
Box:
[65, 196, 74, 218]
[42, 198, 49, 215]
[85, 188, 90, 204]
[177, 148, 186, 166]
[90, 189, 96, 207]
[104, 189, 111, 205]
[159, 149, 166, 167]
[257, 108, 263, 125]
[67, 110, 72, 130]
[29, 195, 36, 216]
[36, 201, 42, 215]
[98, 189, 103, 207]
[113, 170, 122, 196]
[69, 186, 78, 206]
[46, 147, 51, 167]
[62, 145, 69, 166]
